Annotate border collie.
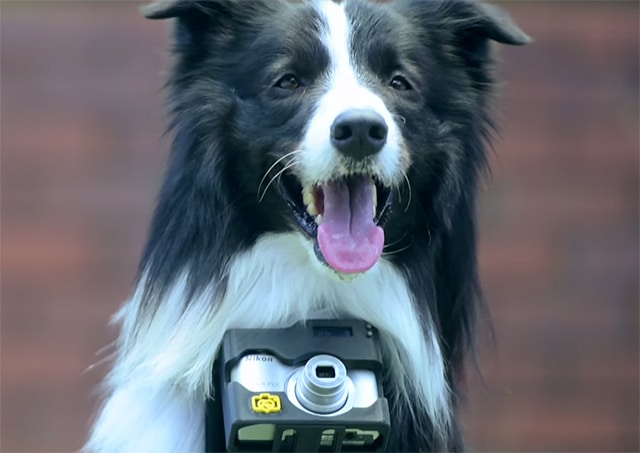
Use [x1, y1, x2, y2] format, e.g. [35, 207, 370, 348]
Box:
[86, 1, 528, 451]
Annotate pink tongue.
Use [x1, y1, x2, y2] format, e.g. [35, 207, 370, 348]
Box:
[317, 176, 384, 274]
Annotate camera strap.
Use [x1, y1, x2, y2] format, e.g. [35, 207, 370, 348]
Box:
[205, 361, 227, 453]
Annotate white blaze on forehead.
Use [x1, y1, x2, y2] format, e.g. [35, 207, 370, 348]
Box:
[317, 0, 353, 85]
[299, 0, 406, 187]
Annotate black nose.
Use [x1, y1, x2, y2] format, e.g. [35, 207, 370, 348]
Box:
[330, 109, 388, 159]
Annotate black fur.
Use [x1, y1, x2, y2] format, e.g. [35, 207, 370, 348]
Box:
[138, 1, 528, 451]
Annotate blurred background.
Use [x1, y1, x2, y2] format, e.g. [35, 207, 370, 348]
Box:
[1, 1, 637, 451]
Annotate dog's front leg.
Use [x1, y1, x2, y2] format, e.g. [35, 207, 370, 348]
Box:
[86, 381, 205, 453]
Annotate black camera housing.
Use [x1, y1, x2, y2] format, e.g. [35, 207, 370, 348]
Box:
[206, 319, 390, 452]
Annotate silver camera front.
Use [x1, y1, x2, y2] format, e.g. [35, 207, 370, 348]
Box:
[229, 353, 378, 416]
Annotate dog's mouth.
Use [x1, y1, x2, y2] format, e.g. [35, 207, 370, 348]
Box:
[279, 172, 393, 274]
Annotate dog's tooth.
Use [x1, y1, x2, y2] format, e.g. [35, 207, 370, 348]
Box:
[302, 187, 314, 206]
[307, 202, 318, 216]
[372, 184, 378, 217]
[303, 192, 314, 206]
[315, 214, 323, 225]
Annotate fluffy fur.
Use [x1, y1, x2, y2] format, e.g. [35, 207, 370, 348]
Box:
[86, 1, 528, 451]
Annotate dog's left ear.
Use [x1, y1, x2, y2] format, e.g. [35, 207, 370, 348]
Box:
[466, 1, 531, 46]
[438, 0, 530, 66]
[397, 0, 530, 50]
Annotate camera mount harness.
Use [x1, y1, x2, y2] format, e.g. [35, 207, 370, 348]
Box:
[206, 319, 390, 452]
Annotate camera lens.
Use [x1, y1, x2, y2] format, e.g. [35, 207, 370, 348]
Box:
[316, 366, 336, 379]
[294, 355, 349, 414]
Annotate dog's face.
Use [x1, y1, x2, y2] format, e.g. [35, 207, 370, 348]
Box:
[232, 0, 413, 275]
[144, 0, 529, 276]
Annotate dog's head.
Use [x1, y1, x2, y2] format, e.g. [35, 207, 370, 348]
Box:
[143, 0, 528, 277]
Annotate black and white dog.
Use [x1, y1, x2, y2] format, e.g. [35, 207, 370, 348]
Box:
[86, 1, 528, 451]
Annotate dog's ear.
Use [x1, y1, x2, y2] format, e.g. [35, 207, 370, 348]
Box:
[437, 0, 530, 67]
[140, 0, 276, 21]
[462, 1, 531, 46]
[396, 0, 530, 51]
[444, 0, 531, 49]
[141, 0, 198, 19]
[141, 1, 274, 50]
[140, 0, 253, 21]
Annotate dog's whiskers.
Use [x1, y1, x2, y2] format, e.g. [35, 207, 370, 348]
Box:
[257, 150, 301, 203]
[401, 170, 412, 212]
[258, 159, 298, 203]
[84, 341, 117, 374]
[382, 235, 414, 257]
[383, 231, 409, 250]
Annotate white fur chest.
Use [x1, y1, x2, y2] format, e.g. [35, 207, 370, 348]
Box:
[86, 233, 450, 452]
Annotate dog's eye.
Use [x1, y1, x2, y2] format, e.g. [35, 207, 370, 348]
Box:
[389, 75, 412, 91]
[275, 74, 302, 90]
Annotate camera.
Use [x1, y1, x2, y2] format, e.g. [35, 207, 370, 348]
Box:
[208, 319, 390, 452]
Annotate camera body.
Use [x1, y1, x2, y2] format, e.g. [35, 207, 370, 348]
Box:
[212, 319, 390, 452]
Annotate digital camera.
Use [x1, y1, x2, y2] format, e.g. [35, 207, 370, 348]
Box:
[207, 319, 390, 452]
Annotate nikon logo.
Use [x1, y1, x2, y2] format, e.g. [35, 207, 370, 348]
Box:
[244, 354, 274, 362]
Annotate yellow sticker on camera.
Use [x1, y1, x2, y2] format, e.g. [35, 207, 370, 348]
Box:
[251, 393, 282, 414]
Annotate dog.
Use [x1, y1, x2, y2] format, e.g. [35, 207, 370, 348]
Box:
[85, 0, 528, 451]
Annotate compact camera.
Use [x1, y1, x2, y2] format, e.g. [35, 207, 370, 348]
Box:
[206, 319, 390, 452]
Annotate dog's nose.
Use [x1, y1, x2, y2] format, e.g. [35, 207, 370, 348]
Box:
[330, 109, 388, 159]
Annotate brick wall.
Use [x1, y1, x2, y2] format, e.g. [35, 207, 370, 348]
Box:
[463, 3, 639, 451]
[1, 1, 637, 451]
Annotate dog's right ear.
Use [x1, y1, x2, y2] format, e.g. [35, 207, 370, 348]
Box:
[141, 0, 272, 21]
[141, 0, 186, 19]
[141, 0, 206, 19]
[141, 1, 259, 48]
